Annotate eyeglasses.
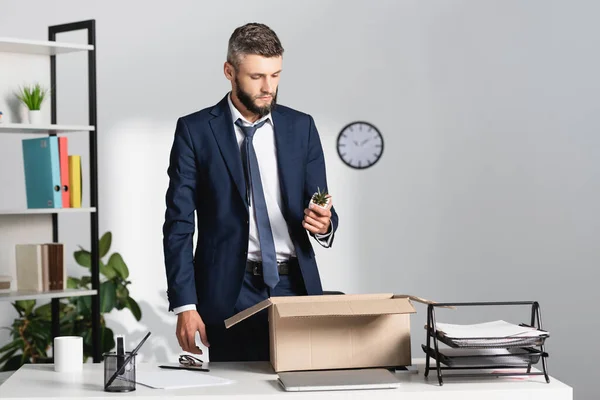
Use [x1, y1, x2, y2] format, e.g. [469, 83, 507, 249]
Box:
[179, 354, 204, 367]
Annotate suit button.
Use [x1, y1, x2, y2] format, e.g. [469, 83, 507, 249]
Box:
[246, 220, 249, 224]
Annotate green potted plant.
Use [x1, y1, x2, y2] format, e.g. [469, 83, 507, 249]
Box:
[15, 83, 49, 125]
[0, 231, 141, 371]
[310, 186, 331, 210]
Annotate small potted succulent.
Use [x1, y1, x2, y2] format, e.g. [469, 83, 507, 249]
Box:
[310, 186, 331, 210]
[15, 83, 49, 125]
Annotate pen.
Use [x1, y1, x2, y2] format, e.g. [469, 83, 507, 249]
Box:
[159, 365, 210, 372]
[116, 335, 125, 375]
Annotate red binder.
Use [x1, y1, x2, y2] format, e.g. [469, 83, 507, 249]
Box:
[58, 137, 70, 208]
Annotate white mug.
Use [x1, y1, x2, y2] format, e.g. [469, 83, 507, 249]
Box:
[53, 336, 83, 372]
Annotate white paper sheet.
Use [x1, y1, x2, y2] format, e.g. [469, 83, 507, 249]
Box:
[435, 320, 548, 339]
[136, 369, 234, 390]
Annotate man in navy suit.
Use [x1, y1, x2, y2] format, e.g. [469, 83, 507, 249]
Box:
[162, 23, 339, 361]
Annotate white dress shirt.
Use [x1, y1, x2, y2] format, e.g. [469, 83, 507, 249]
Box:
[173, 94, 332, 314]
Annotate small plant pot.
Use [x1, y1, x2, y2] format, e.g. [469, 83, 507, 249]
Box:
[310, 194, 331, 210]
[28, 110, 42, 125]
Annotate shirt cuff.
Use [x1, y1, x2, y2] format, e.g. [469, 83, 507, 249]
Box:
[173, 304, 197, 314]
[314, 224, 333, 247]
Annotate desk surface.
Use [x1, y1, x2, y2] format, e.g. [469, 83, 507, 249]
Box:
[0, 359, 572, 400]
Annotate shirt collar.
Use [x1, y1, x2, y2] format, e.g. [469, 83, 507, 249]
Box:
[227, 92, 273, 127]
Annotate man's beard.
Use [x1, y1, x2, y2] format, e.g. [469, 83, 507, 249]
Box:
[235, 76, 277, 118]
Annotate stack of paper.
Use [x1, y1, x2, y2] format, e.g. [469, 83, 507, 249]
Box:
[430, 320, 549, 348]
[436, 348, 535, 367]
[435, 320, 549, 339]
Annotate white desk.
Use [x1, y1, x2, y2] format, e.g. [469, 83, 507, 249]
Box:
[0, 359, 572, 399]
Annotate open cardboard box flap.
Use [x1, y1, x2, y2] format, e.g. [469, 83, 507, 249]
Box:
[275, 298, 416, 318]
[224, 293, 434, 328]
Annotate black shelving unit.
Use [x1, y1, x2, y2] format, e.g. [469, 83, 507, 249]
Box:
[0, 20, 101, 367]
[48, 19, 101, 363]
[422, 301, 550, 386]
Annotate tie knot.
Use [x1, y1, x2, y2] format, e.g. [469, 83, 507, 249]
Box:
[235, 118, 268, 138]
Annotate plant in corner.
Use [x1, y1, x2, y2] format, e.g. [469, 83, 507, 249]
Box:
[0, 232, 142, 371]
[15, 83, 49, 125]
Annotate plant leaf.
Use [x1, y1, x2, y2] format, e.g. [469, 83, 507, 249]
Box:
[67, 277, 81, 289]
[34, 302, 53, 320]
[100, 260, 116, 280]
[83, 328, 97, 347]
[100, 280, 117, 313]
[1, 354, 23, 371]
[76, 295, 92, 317]
[99, 232, 112, 258]
[108, 252, 129, 280]
[115, 300, 126, 310]
[74, 250, 91, 268]
[0, 348, 19, 365]
[16, 300, 36, 316]
[29, 320, 51, 341]
[115, 285, 129, 310]
[125, 297, 142, 321]
[116, 285, 129, 300]
[0, 339, 22, 354]
[101, 327, 115, 353]
[75, 249, 110, 279]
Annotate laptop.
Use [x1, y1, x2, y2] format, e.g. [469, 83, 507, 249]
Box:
[277, 368, 402, 392]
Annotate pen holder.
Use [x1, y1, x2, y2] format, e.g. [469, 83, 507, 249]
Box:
[103, 351, 136, 392]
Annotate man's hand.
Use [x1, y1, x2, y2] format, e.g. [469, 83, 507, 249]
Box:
[176, 310, 209, 355]
[303, 195, 332, 235]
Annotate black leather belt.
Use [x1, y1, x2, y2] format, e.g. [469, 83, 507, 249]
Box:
[246, 258, 298, 276]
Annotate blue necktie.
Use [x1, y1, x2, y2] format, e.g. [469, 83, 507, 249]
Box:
[235, 118, 279, 288]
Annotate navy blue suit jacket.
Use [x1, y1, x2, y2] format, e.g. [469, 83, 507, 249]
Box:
[162, 94, 339, 324]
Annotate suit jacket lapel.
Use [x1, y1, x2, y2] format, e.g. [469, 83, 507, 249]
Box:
[209, 95, 248, 208]
[272, 107, 296, 216]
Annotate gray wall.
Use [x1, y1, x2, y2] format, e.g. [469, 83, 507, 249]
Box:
[0, 0, 597, 398]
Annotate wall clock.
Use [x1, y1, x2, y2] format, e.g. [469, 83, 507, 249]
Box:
[336, 121, 384, 169]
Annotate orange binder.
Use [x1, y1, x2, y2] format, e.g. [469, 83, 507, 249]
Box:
[58, 137, 70, 208]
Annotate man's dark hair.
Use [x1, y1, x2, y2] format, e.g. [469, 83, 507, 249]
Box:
[227, 23, 284, 69]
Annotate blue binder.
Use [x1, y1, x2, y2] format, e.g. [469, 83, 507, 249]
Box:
[22, 137, 63, 209]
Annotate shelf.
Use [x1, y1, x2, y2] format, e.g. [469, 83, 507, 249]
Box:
[0, 123, 95, 134]
[0, 208, 96, 215]
[0, 288, 96, 302]
[0, 37, 93, 55]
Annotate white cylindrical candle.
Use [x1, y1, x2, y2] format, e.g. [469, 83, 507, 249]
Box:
[53, 336, 83, 373]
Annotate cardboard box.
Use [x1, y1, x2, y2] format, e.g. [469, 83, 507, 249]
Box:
[225, 293, 427, 372]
